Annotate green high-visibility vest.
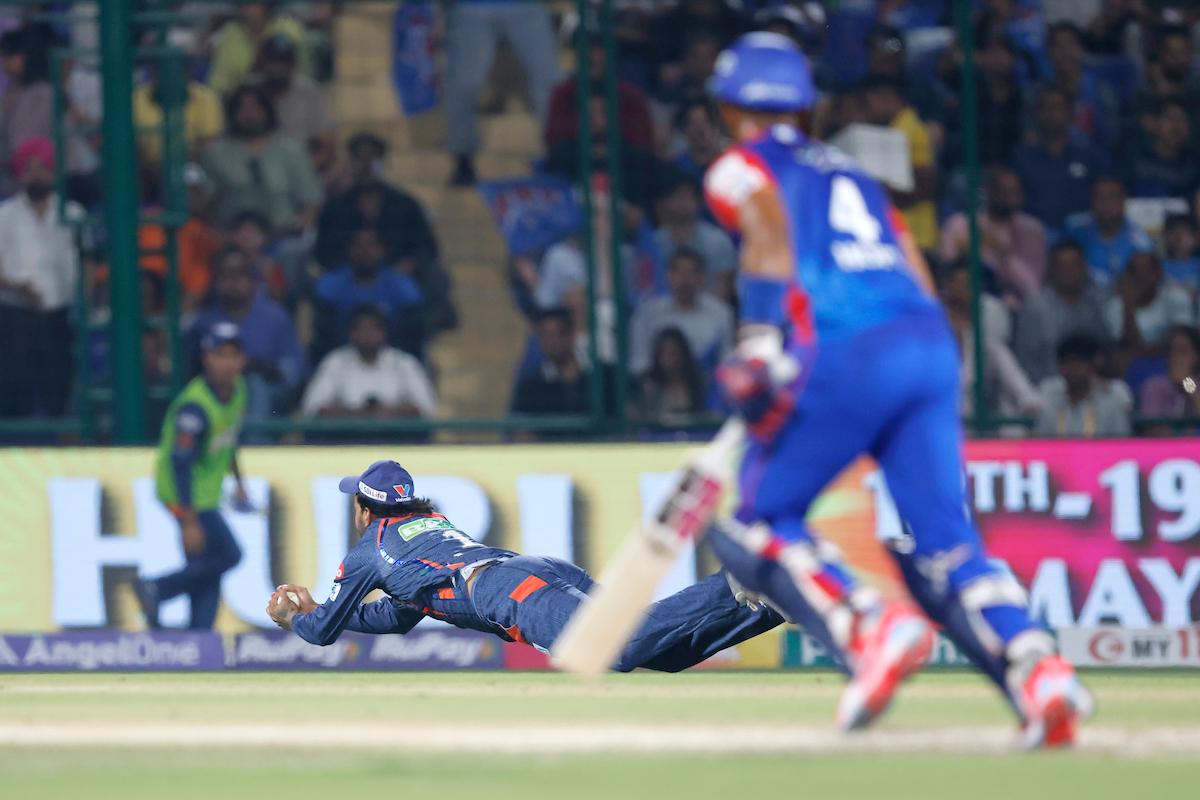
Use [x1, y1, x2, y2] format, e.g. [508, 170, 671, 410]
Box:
[154, 376, 247, 511]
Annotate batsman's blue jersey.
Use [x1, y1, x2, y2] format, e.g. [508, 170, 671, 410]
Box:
[704, 124, 939, 343]
[704, 124, 1041, 661]
[292, 512, 516, 645]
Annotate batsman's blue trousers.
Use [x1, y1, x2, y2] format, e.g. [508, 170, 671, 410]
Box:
[466, 555, 784, 672]
[737, 311, 1033, 640]
[153, 509, 243, 630]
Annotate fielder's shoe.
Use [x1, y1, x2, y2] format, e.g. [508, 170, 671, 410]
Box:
[836, 603, 934, 732]
[1019, 655, 1094, 749]
[133, 578, 161, 630]
[723, 571, 765, 610]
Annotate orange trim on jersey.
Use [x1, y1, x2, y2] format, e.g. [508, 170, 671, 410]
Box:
[503, 624, 527, 644]
[886, 203, 935, 296]
[786, 284, 816, 344]
[392, 511, 448, 524]
[508, 576, 547, 603]
[447, 562, 466, 570]
[417, 558, 444, 570]
[437, 587, 455, 600]
[885, 205, 910, 237]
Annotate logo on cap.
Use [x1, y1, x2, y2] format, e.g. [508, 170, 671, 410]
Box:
[358, 481, 387, 502]
[393, 484, 412, 500]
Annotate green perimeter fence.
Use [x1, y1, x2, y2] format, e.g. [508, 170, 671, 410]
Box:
[0, 0, 1193, 443]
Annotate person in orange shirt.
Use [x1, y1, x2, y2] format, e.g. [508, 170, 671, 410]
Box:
[138, 166, 223, 311]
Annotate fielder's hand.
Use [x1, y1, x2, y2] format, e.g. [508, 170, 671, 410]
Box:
[276, 584, 318, 613]
[266, 588, 298, 630]
[231, 483, 254, 513]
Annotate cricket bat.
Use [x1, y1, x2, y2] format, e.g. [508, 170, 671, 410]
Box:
[551, 418, 746, 677]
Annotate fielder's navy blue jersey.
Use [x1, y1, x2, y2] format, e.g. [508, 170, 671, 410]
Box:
[291, 512, 516, 645]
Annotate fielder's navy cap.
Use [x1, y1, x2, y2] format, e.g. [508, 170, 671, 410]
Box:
[339, 460, 416, 505]
[708, 31, 817, 112]
[201, 320, 244, 352]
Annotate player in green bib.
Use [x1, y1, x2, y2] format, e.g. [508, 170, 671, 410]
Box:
[135, 321, 249, 630]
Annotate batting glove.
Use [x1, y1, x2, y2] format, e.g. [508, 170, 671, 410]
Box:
[722, 326, 809, 440]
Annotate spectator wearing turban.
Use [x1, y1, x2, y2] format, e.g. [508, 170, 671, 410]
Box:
[0, 138, 83, 417]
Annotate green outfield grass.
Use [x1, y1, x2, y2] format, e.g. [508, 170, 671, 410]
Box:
[0, 671, 1196, 799]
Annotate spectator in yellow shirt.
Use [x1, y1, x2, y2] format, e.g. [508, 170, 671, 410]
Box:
[133, 69, 225, 168]
[207, 3, 311, 96]
[862, 76, 939, 253]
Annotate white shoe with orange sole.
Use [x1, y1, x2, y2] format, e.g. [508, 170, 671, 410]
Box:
[1019, 655, 1095, 749]
[835, 603, 935, 732]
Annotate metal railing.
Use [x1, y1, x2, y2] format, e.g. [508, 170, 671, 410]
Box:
[0, 0, 1195, 444]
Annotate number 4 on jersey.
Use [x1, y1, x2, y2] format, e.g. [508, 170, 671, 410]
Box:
[830, 175, 881, 243]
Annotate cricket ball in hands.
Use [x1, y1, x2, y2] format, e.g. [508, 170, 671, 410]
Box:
[276, 591, 301, 606]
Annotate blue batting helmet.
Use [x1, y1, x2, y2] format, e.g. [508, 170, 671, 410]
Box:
[708, 32, 817, 112]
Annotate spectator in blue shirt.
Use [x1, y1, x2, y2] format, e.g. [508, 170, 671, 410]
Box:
[653, 171, 737, 303]
[1064, 177, 1153, 289]
[1162, 214, 1200, 294]
[1130, 25, 1200, 141]
[1119, 99, 1200, 201]
[312, 226, 424, 361]
[188, 246, 307, 429]
[1012, 86, 1108, 233]
[1042, 21, 1118, 148]
[974, 0, 1047, 79]
[671, 99, 723, 185]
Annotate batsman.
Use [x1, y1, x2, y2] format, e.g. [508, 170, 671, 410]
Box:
[267, 459, 784, 671]
[698, 33, 1092, 746]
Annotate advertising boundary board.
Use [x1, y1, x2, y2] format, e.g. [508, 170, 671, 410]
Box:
[2, 627, 1198, 671]
[0, 629, 773, 672]
[2, 440, 1199, 651]
[0, 631, 225, 671]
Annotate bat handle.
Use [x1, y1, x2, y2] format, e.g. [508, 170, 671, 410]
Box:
[694, 418, 746, 475]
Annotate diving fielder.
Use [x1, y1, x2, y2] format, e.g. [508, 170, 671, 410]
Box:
[266, 459, 783, 672]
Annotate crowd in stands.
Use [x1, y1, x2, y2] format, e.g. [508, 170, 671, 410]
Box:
[493, 0, 1200, 439]
[0, 3, 452, 436]
[2, 1, 1200, 442]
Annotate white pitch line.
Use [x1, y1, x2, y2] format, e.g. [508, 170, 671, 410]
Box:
[4, 681, 1198, 703]
[0, 723, 1198, 758]
[0, 682, 849, 700]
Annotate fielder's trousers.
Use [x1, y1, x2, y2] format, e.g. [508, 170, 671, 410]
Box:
[153, 509, 243, 629]
[466, 555, 784, 672]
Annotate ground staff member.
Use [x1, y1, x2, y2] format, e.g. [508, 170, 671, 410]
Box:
[136, 321, 249, 630]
